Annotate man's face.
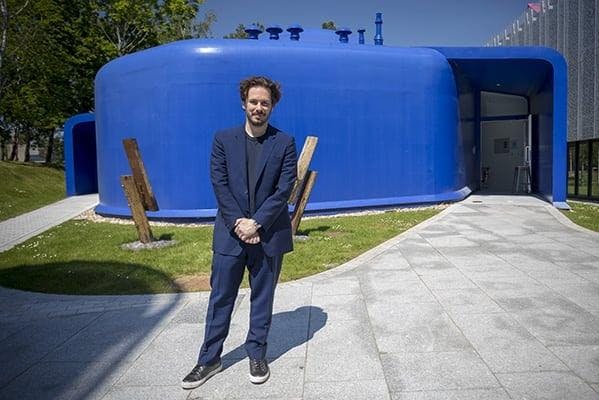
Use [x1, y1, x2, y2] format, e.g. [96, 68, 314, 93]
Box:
[243, 86, 273, 128]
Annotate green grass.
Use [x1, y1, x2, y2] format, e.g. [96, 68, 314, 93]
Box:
[0, 208, 439, 295]
[562, 201, 599, 232]
[0, 161, 65, 222]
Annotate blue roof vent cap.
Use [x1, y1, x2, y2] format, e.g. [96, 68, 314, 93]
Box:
[266, 25, 283, 40]
[335, 28, 352, 43]
[357, 28, 366, 44]
[245, 24, 263, 40]
[287, 24, 304, 41]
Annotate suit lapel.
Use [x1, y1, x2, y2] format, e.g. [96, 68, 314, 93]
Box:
[233, 125, 248, 194]
[255, 125, 277, 182]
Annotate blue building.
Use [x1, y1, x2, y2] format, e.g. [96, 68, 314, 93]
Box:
[65, 18, 568, 219]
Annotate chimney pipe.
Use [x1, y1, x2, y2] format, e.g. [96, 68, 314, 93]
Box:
[374, 13, 383, 45]
[357, 28, 365, 44]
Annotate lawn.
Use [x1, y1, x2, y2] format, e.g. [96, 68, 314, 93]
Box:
[0, 161, 65, 222]
[0, 208, 439, 295]
[562, 201, 599, 232]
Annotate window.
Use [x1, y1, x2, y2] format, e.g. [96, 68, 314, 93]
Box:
[568, 142, 576, 196]
[577, 141, 590, 198]
[592, 141, 599, 197]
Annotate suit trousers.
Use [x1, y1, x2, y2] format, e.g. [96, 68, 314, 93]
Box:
[198, 244, 283, 365]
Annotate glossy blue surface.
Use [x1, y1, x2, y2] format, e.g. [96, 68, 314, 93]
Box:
[64, 113, 97, 196]
[66, 37, 567, 218]
[432, 47, 567, 206]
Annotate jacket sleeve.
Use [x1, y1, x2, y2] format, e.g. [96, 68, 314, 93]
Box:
[252, 137, 298, 231]
[210, 134, 245, 231]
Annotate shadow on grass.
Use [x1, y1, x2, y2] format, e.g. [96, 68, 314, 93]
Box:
[0, 260, 183, 295]
[296, 225, 331, 236]
[157, 233, 174, 241]
[220, 306, 327, 369]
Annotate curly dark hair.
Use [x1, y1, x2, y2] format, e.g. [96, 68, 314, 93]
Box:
[239, 76, 282, 106]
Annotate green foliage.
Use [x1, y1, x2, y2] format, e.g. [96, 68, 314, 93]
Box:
[0, 0, 215, 164]
[224, 22, 265, 39]
[0, 208, 439, 294]
[0, 161, 65, 221]
[321, 20, 337, 30]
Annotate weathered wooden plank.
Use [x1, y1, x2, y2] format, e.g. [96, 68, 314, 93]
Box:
[289, 136, 318, 205]
[291, 170, 318, 235]
[121, 175, 154, 243]
[122, 138, 158, 211]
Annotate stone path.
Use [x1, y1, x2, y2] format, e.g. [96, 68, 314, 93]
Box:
[0, 194, 98, 252]
[2, 195, 599, 399]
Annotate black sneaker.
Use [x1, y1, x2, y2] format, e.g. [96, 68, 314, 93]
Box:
[181, 362, 222, 389]
[249, 358, 270, 384]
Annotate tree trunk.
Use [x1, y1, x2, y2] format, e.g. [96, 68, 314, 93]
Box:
[9, 132, 17, 161]
[23, 131, 30, 162]
[45, 128, 54, 164]
[0, 135, 6, 160]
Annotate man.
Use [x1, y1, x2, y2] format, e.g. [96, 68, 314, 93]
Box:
[182, 76, 297, 389]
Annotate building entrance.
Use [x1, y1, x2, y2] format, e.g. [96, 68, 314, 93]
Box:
[481, 118, 529, 193]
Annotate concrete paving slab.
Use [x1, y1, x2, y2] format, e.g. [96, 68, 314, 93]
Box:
[44, 307, 179, 363]
[431, 288, 504, 315]
[381, 351, 500, 392]
[391, 388, 511, 400]
[551, 282, 599, 311]
[0, 360, 127, 400]
[0, 312, 101, 387]
[310, 294, 368, 322]
[304, 319, 384, 382]
[367, 301, 471, 353]
[451, 313, 569, 372]
[303, 380, 390, 400]
[114, 323, 204, 387]
[550, 345, 599, 383]
[102, 386, 188, 400]
[496, 371, 599, 400]
[361, 278, 437, 303]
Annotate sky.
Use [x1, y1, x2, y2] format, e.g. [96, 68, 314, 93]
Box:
[201, 0, 533, 46]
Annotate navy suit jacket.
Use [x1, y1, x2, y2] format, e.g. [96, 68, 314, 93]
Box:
[211, 124, 298, 257]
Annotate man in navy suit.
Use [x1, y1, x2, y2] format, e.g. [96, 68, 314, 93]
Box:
[182, 76, 297, 389]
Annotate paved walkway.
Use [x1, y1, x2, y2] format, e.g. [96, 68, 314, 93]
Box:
[2, 195, 599, 399]
[0, 194, 99, 252]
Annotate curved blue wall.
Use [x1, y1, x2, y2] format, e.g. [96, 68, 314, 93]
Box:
[94, 39, 467, 218]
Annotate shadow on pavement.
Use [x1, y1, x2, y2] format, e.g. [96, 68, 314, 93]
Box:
[221, 305, 327, 369]
[0, 261, 184, 400]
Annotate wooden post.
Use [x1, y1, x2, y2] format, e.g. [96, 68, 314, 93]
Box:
[291, 170, 318, 235]
[289, 136, 318, 205]
[122, 138, 158, 211]
[121, 175, 154, 243]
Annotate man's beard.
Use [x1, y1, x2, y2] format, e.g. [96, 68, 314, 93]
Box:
[248, 111, 269, 127]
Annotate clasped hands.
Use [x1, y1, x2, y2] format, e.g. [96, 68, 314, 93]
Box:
[235, 218, 261, 244]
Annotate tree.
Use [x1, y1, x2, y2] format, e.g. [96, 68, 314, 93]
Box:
[157, 0, 215, 42]
[321, 20, 336, 30]
[224, 22, 265, 39]
[91, 0, 215, 57]
[0, 0, 216, 164]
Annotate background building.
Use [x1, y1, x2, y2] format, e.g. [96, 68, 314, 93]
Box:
[487, 0, 599, 200]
